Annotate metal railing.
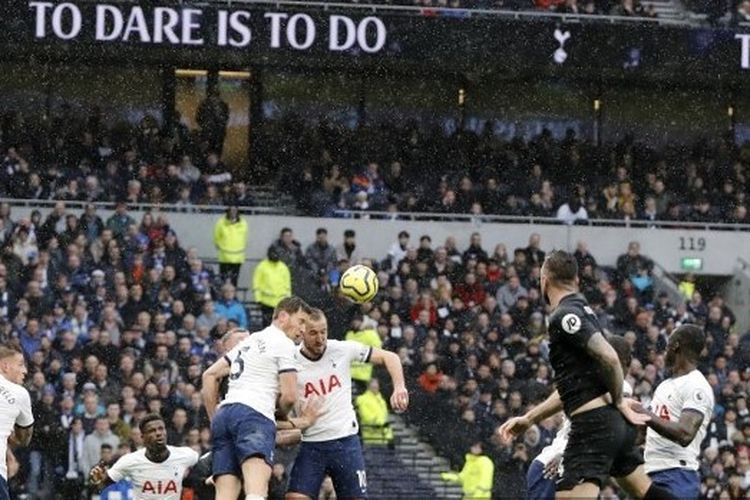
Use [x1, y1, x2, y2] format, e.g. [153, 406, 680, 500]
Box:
[5, 198, 750, 232]
[330, 208, 750, 232]
[0, 198, 293, 216]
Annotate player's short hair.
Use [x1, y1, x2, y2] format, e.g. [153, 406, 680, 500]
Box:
[139, 413, 165, 433]
[0, 345, 22, 360]
[543, 250, 578, 284]
[673, 324, 706, 360]
[607, 335, 632, 372]
[273, 296, 313, 320]
[221, 327, 249, 345]
[308, 308, 325, 322]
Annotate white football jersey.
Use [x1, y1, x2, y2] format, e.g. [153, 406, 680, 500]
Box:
[294, 340, 372, 442]
[221, 324, 298, 422]
[107, 446, 199, 500]
[535, 381, 632, 467]
[0, 373, 33, 479]
[645, 370, 713, 473]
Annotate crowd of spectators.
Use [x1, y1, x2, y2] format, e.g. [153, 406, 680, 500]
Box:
[0, 192, 748, 498]
[0, 201, 250, 499]
[4, 109, 750, 226]
[0, 108, 254, 210]
[268, 118, 747, 225]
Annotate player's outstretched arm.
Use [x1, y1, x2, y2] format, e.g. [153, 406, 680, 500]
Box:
[202, 357, 231, 421]
[88, 461, 115, 492]
[370, 348, 409, 413]
[277, 371, 298, 419]
[497, 390, 563, 443]
[626, 400, 703, 447]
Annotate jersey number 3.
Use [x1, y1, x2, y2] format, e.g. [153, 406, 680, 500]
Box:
[229, 351, 245, 381]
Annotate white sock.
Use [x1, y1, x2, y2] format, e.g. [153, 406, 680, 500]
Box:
[245, 495, 265, 500]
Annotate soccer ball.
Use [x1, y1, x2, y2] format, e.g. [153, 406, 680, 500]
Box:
[339, 265, 379, 303]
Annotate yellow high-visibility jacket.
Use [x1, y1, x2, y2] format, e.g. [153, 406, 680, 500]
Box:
[441, 453, 494, 500]
[252, 259, 291, 308]
[678, 280, 695, 301]
[214, 216, 248, 264]
[356, 390, 393, 444]
[345, 329, 382, 383]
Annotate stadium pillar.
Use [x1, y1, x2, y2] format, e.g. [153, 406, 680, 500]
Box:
[249, 66, 265, 180]
[161, 65, 176, 131]
[593, 96, 602, 147]
[458, 87, 466, 130]
[357, 77, 367, 127]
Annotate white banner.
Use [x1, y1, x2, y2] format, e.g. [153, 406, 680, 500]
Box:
[27, 2, 387, 52]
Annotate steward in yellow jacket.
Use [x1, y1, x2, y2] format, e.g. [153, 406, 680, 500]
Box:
[213, 207, 248, 286]
[356, 379, 393, 445]
[345, 316, 382, 393]
[441, 443, 494, 500]
[252, 246, 291, 325]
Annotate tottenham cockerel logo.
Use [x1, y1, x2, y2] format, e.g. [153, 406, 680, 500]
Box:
[553, 29, 571, 65]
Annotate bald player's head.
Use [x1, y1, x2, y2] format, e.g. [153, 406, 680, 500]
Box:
[222, 328, 250, 351]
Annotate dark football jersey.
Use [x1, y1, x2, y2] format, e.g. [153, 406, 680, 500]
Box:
[549, 293, 610, 415]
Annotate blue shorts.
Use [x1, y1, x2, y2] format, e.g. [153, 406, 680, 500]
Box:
[0, 475, 7, 500]
[211, 403, 276, 478]
[526, 459, 556, 500]
[648, 468, 699, 500]
[288, 434, 367, 499]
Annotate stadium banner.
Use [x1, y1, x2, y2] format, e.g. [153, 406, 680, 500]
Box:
[2, 1, 749, 81]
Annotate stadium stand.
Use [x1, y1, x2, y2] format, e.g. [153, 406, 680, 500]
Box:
[0, 193, 745, 498]
[2, 111, 749, 225]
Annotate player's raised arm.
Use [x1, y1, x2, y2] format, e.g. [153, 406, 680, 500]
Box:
[202, 356, 231, 421]
[369, 347, 409, 413]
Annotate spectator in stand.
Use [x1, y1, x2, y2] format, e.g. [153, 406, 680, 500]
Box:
[616, 241, 654, 285]
[106, 203, 135, 242]
[213, 205, 248, 287]
[496, 275, 528, 314]
[463, 233, 488, 263]
[555, 196, 588, 225]
[271, 227, 307, 271]
[214, 282, 248, 329]
[81, 417, 120, 475]
[305, 228, 338, 276]
[336, 229, 361, 265]
[388, 231, 411, 271]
